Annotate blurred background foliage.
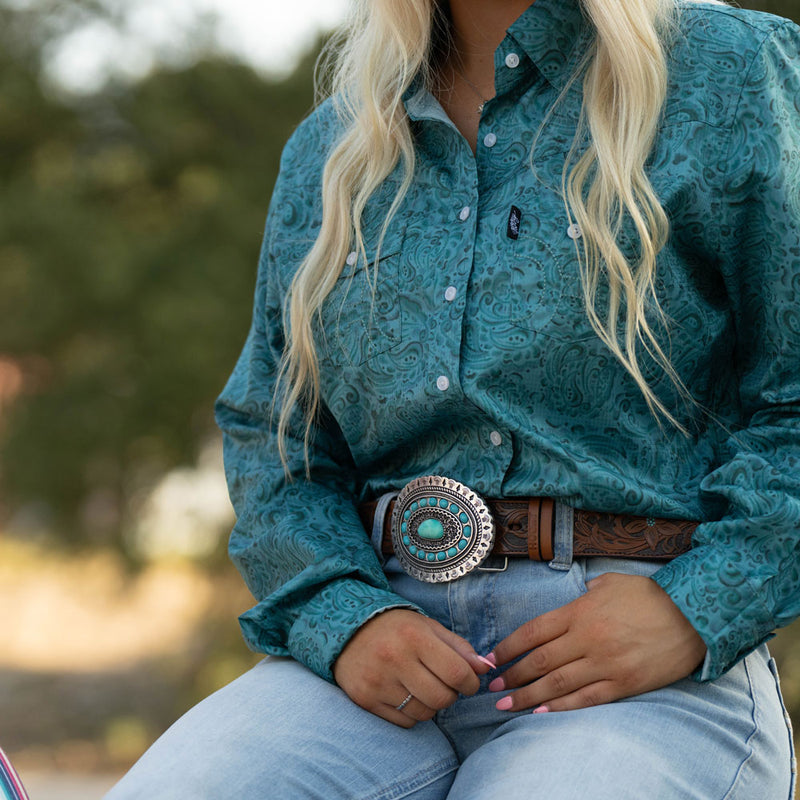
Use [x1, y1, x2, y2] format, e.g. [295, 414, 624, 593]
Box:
[0, 0, 797, 550]
[0, 0, 318, 551]
[0, 0, 798, 783]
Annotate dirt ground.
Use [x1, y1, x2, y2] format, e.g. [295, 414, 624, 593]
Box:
[17, 772, 123, 800]
[0, 538, 261, 789]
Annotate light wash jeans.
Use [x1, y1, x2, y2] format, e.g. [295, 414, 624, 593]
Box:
[105, 554, 796, 799]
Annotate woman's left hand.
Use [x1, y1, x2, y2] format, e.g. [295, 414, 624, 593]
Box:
[488, 572, 707, 712]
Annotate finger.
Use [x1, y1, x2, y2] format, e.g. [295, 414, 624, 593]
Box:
[395, 695, 437, 723]
[489, 638, 582, 691]
[491, 609, 570, 666]
[376, 703, 418, 729]
[404, 664, 461, 710]
[494, 658, 601, 712]
[531, 679, 621, 713]
[379, 689, 438, 725]
[419, 645, 480, 697]
[428, 624, 494, 676]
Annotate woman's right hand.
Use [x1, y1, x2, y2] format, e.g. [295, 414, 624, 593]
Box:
[333, 609, 491, 728]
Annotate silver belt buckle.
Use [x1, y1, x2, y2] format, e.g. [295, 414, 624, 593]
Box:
[391, 475, 495, 583]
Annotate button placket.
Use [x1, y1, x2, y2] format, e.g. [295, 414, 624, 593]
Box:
[435, 169, 475, 406]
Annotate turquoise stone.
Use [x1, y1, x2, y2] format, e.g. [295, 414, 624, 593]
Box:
[439, 498, 448, 508]
[462, 525, 472, 537]
[409, 545, 417, 555]
[419, 498, 427, 507]
[410, 502, 419, 511]
[458, 539, 468, 550]
[401, 522, 407, 533]
[447, 547, 458, 557]
[418, 518, 445, 540]
[437, 552, 447, 561]
[428, 497, 438, 506]
[459, 512, 469, 523]
[450, 504, 460, 514]
[417, 550, 426, 559]
[402, 535, 410, 546]
[404, 509, 411, 520]
[427, 553, 436, 562]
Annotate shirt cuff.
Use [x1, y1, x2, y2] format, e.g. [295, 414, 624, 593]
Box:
[652, 545, 775, 681]
[239, 577, 424, 683]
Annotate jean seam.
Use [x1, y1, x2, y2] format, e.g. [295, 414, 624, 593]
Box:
[359, 756, 458, 800]
[769, 657, 797, 800]
[570, 557, 588, 596]
[487, 570, 498, 657]
[446, 580, 455, 635]
[721, 655, 760, 800]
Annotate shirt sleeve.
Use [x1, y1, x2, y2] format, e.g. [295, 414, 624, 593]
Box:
[214, 133, 422, 683]
[652, 19, 800, 680]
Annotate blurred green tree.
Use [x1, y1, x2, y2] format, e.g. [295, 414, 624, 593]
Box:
[0, 2, 318, 545]
[0, 0, 797, 548]
[744, 0, 798, 16]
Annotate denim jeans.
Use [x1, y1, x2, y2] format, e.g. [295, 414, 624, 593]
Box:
[105, 555, 796, 799]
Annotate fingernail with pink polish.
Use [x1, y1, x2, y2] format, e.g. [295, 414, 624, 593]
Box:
[496, 696, 513, 711]
[483, 652, 497, 666]
[488, 676, 505, 692]
[533, 705, 550, 714]
[475, 655, 496, 669]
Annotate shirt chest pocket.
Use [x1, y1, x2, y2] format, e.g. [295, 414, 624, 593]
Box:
[317, 225, 408, 367]
[501, 233, 596, 342]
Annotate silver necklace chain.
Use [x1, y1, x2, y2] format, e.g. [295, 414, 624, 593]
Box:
[451, 64, 492, 115]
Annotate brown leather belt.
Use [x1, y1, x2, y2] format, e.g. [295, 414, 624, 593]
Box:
[359, 497, 697, 562]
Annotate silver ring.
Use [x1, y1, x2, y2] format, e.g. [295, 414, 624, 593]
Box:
[395, 693, 413, 712]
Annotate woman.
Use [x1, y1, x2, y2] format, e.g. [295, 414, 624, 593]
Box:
[107, 0, 799, 797]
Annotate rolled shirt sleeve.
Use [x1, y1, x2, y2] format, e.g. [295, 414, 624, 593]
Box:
[652, 19, 800, 680]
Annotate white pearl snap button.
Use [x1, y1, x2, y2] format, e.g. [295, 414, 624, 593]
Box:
[567, 223, 582, 240]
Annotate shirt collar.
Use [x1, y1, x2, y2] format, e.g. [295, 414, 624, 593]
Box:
[502, 0, 592, 93]
[404, 0, 591, 121]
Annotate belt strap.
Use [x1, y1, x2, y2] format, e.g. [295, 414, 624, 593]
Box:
[358, 497, 697, 562]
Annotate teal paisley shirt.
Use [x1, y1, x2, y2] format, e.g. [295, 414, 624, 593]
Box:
[216, 0, 800, 683]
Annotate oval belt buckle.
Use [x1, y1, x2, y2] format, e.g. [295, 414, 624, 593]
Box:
[391, 476, 495, 583]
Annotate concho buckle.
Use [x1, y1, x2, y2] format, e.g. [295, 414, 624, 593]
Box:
[391, 475, 495, 583]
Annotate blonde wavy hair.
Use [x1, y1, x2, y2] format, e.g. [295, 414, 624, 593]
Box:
[278, 0, 712, 465]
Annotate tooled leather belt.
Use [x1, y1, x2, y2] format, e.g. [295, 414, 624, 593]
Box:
[358, 476, 697, 584]
[361, 496, 697, 559]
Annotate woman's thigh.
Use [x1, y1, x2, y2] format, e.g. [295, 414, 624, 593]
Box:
[446, 645, 794, 800]
[104, 657, 458, 800]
